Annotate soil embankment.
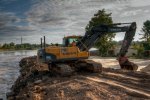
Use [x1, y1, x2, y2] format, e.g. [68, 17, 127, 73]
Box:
[7, 56, 150, 100]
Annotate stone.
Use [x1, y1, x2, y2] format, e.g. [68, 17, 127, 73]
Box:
[6, 92, 15, 97]
[34, 80, 42, 84]
[34, 85, 42, 93]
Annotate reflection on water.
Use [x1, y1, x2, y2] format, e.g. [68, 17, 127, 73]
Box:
[0, 50, 37, 100]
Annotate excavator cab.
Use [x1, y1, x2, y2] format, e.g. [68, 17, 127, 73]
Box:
[63, 36, 82, 47]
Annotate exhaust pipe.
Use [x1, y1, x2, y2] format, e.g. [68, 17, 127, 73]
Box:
[43, 36, 46, 62]
[41, 38, 43, 49]
[44, 36, 46, 50]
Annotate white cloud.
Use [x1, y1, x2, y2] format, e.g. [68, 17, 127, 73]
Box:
[0, 12, 20, 26]
[25, 0, 150, 42]
[129, 0, 150, 7]
[120, 9, 142, 17]
[1, 0, 150, 43]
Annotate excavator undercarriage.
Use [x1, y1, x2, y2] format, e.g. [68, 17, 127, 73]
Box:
[47, 59, 102, 76]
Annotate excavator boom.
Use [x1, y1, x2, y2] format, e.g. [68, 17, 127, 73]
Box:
[76, 22, 136, 54]
[76, 22, 137, 70]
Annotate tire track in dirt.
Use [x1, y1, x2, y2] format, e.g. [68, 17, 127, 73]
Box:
[103, 68, 150, 79]
[104, 72, 140, 81]
[79, 75, 150, 99]
[100, 73, 150, 92]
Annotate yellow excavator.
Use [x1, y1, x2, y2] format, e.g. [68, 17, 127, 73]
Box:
[37, 22, 138, 76]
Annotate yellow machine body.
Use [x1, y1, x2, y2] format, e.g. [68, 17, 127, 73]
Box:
[38, 36, 90, 62]
[45, 46, 89, 61]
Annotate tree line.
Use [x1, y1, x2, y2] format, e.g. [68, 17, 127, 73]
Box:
[86, 9, 150, 57]
[0, 42, 41, 50]
[0, 42, 62, 51]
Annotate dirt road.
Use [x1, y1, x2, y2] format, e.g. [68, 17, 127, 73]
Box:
[7, 57, 150, 100]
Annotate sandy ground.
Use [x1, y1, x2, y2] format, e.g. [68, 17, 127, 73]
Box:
[7, 56, 150, 100]
[89, 56, 150, 71]
[141, 64, 150, 74]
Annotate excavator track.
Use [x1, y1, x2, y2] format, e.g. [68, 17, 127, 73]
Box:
[53, 64, 74, 76]
[76, 60, 102, 73]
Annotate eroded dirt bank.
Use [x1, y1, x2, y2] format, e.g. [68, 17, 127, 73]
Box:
[7, 56, 150, 100]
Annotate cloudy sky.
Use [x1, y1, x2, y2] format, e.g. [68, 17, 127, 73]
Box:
[0, 0, 150, 44]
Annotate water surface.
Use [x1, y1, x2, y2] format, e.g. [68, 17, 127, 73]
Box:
[0, 50, 36, 100]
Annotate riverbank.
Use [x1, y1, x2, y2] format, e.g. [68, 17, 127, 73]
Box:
[7, 56, 150, 100]
[0, 49, 38, 52]
[0, 49, 38, 54]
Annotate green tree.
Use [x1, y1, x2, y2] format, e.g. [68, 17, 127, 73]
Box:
[86, 9, 115, 56]
[2, 43, 10, 49]
[132, 42, 144, 57]
[0, 44, 2, 48]
[9, 42, 15, 49]
[142, 20, 150, 42]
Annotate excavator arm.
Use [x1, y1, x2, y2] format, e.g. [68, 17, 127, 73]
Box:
[76, 22, 136, 56]
[118, 22, 136, 56]
[76, 22, 138, 70]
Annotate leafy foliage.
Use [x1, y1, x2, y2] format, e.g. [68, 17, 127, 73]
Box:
[132, 42, 144, 57]
[0, 42, 41, 50]
[85, 9, 115, 56]
[141, 20, 150, 42]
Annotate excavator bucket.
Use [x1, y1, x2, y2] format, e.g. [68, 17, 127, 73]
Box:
[120, 61, 138, 71]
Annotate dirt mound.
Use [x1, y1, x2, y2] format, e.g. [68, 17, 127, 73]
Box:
[7, 57, 150, 100]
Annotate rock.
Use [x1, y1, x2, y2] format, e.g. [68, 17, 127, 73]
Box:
[23, 94, 28, 97]
[6, 92, 15, 97]
[7, 97, 15, 100]
[27, 82, 33, 87]
[52, 80, 57, 84]
[42, 86, 47, 90]
[42, 76, 49, 81]
[34, 80, 42, 84]
[15, 96, 20, 100]
[43, 91, 47, 95]
[21, 72, 26, 76]
[34, 85, 42, 93]
[60, 90, 64, 97]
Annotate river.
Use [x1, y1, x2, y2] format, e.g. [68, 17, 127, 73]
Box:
[0, 50, 37, 100]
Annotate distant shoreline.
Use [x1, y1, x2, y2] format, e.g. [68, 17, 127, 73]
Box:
[0, 49, 38, 52]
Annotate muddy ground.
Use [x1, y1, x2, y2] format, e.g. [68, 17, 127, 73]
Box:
[7, 56, 150, 100]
